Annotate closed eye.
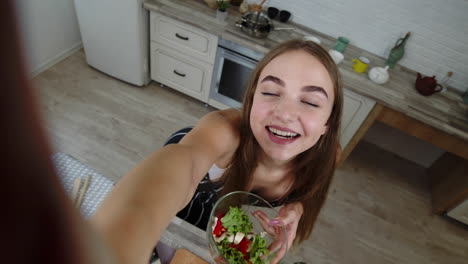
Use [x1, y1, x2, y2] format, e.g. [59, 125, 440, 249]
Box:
[302, 101, 319, 107]
[261, 92, 279, 96]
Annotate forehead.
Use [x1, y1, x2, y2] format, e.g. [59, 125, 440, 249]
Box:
[259, 49, 335, 99]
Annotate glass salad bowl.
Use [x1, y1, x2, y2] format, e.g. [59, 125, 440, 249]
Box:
[206, 191, 288, 264]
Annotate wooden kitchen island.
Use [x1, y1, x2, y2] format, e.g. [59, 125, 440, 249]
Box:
[341, 103, 468, 218]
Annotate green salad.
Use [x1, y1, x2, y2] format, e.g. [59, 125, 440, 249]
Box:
[212, 206, 270, 264]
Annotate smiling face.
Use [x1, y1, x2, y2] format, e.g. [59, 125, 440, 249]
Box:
[249, 49, 335, 163]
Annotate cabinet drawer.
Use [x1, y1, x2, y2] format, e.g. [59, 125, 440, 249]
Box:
[151, 43, 212, 103]
[151, 12, 218, 65]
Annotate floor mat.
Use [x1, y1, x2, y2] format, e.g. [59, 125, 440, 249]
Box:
[53, 152, 115, 218]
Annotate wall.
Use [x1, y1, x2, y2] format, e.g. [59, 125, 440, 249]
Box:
[268, 0, 468, 93]
[267, 0, 467, 166]
[15, 0, 82, 76]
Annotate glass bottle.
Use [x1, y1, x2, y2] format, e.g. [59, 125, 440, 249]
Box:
[386, 32, 411, 69]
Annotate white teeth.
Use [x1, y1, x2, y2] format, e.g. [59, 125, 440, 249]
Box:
[267, 127, 298, 138]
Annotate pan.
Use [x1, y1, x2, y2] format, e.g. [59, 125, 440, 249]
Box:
[235, 11, 294, 39]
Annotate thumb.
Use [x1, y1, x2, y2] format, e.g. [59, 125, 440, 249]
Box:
[271, 206, 298, 226]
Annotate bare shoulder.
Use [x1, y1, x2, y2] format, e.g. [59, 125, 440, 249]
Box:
[180, 108, 241, 146]
[206, 108, 242, 135]
[203, 108, 241, 124]
[178, 108, 241, 164]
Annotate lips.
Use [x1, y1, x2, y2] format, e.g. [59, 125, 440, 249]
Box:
[267, 126, 299, 139]
[265, 126, 301, 144]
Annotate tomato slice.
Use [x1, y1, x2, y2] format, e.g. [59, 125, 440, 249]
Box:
[237, 237, 251, 255]
[229, 243, 237, 249]
[213, 213, 227, 237]
[217, 213, 226, 219]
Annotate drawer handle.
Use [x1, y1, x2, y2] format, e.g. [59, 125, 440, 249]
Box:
[173, 70, 186, 77]
[175, 33, 189, 41]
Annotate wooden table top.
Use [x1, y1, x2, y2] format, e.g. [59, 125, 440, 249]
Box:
[170, 249, 209, 264]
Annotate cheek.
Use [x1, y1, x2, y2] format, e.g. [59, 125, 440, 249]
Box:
[250, 97, 270, 122]
[304, 112, 329, 136]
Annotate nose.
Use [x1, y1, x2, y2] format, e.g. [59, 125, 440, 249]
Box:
[272, 97, 299, 123]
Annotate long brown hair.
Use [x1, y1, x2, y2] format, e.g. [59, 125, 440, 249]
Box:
[221, 39, 343, 245]
[2, 1, 96, 263]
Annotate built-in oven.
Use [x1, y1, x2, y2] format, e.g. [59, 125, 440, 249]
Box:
[209, 38, 265, 108]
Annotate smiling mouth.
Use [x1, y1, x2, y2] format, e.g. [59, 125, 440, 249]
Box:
[266, 126, 300, 139]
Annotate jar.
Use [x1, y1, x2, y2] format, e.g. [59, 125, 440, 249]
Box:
[333, 37, 349, 53]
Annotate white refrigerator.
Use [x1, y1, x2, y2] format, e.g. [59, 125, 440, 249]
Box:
[73, 0, 150, 86]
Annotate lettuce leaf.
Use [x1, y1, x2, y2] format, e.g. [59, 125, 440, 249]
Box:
[218, 239, 247, 264]
[218, 207, 270, 264]
[221, 206, 253, 234]
[249, 235, 269, 264]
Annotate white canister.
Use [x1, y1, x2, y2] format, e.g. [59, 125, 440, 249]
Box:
[368, 65, 390, 84]
[303, 35, 321, 45]
[328, 49, 344, 65]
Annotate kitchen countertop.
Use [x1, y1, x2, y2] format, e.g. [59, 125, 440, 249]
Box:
[143, 0, 468, 142]
[161, 217, 212, 262]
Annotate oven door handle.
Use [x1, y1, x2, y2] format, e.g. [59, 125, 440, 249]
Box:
[221, 48, 259, 65]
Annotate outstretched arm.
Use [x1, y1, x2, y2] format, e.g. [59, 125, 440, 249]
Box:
[91, 109, 240, 264]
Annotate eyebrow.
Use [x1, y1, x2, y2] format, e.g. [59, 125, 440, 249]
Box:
[260, 75, 329, 98]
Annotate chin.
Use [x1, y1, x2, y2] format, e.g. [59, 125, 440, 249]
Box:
[264, 148, 298, 163]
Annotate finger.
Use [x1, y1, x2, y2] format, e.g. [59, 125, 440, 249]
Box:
[276, 225, 291, 247]
[271, 240, 287, 264]
[268, 220, 296, 248]
[276, 206, 300, 247]
[252, 210, 270, 221]
[252, 210, 275, 234]
[252, 210, 271, 227]
[266, 241, 281, 264]
[286, 225, 296, 249]
[254, 210, 285, 226]
[281, 220, 297, 248]
[275, 222, 296, 249]
[272, 223, 294, 252]
[269, 231, 288, 264]
[267, 238, 282, 253]
[253, 210, 282, 228]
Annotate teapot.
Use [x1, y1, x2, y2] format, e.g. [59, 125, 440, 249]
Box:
[415, 72, 443, 96]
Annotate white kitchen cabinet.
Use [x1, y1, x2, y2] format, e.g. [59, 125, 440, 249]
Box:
[151, 42, 213, 102]
[151, 13, 217, 65]
[149, 11, 217, 103]
[340, 88, 376, 149]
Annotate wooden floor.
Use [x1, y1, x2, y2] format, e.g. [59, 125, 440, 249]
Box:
[35, 50, 468, 264]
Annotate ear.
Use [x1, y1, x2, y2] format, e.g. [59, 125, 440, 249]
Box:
[321, 124, 329, 136]
[321, 119, 330, 135]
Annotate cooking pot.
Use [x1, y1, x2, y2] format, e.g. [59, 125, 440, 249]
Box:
[235, 11, 294, 39]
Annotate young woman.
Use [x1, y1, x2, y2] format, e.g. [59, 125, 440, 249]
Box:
[92, 39, 343, 264]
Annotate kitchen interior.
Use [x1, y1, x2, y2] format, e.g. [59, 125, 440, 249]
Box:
[15, 0, 468, 263]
